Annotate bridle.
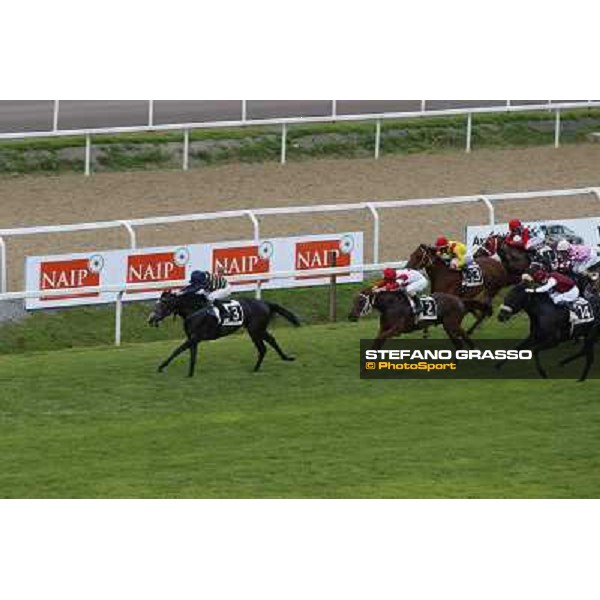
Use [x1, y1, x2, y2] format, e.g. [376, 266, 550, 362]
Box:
[413, 244, 434, 269]
[358, 292, 374, 316]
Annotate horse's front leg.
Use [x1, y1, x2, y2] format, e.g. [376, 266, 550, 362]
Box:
[372, 322, 405, 350]
[531, 339, 559, 379]
[158, 338, 193, 373]
[188, 341, 200, 377]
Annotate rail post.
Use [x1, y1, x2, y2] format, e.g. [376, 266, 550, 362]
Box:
[148, 100, 154, 127]
[84, 134, 92, 176]
[241, 100, 247, 122]
[119, 220, 137, 249]
[280, 123, 287, 164]
[53, 100, 60, 131]
[466, 113, 473, 153]
[421, 100, 426, 112]
[366, 203, 380, 264]
[554, 109, 561, 148]
[479, 195, 495, 227]
[328, 251, 337, 322]
[332, 100, 337, 119]
[183, 129, 190, 171]
[246, 210, 262, 298]
[0, 237, 6, 293]
[115, 290, 124, 346]
[374, 120, 381, 159]
[592, 188, 600, 202]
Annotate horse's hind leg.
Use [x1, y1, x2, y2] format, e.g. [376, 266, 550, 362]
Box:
[249, 332, 268, 372]
[442, 318, 464, 349]
[263, 331, 295, 362]
[158, 338, 194, 373]
[577, 330, 600, 382]
[578, 342, 596, 382]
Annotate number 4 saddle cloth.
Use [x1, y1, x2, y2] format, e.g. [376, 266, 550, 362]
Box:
[569, 297, 594, 327]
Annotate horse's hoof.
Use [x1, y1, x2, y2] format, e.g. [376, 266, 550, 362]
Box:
[157, 366, 165, 373]
[284, 356, 296, 362]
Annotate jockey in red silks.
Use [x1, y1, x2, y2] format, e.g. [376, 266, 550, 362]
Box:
[373, 267, 428, 315]
[505, 219, 530, 249]
[373, 267, 402, 292]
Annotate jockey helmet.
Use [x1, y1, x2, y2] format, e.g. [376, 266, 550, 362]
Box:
[383, 267, 397, 281]
[190, 270, 209, 286]
[532, 269, 549, 284]
[508, 219, 522, 230]
[435, 236, 449, 248]
[556, 239, 571, 252]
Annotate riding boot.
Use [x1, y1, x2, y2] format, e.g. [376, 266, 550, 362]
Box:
[213, 299, 229, 322]
[412, 295, 423, 316]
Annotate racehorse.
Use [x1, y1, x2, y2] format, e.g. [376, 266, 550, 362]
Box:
[405, 244, 509, 333]
[473, 234, 530, 278]
[348, 288, 488, 349]
[474, 233, 556, 278]
[497, 282, 600, 382]
[147, 291, 300, 376]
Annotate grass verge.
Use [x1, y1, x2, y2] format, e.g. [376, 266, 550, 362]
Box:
[0, 316, 598, 498]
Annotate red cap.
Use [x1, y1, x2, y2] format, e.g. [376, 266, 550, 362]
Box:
[435, 236, 448, 248]
[398, 273, 409, 281]
[509, 219, 522, 230]
[532, 269, 548, 283]
[383, 268, 397, 280]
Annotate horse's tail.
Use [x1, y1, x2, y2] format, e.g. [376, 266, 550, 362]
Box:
[462, 298, 493, 317]
[266, 302, 302, 327]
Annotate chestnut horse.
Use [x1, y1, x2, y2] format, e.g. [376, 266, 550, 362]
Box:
[405, 244, 510, 333]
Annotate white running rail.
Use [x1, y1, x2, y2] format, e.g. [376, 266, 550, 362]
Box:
[1, 185, 598, 294]
[1, 101, 598, 174]
[1, 186, 600, 346]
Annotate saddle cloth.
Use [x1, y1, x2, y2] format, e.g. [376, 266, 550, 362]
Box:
[569, 298, 594, 326]
[416, 296, 438, 321]
[216, 300, 244, 326]
[462, 264, 484, 287]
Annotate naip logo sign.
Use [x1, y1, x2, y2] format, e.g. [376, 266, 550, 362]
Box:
[295, 237, 352, 279]
[126, 248, 189, 294]
[39, 255, 103, 301]
[212, 244, 270, 284]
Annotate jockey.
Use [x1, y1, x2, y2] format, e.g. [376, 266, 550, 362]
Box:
[527, 267, 579, 307]
[182, 270, 232, 320]
[505, 219, 530, 250]
[372, 267, 402, 293]
[554, 239, 575, 274]
[396, 267, 428, 315]
[556, 239, 600, 277]
[435, 236, 468, 270]
[373, 267, 427, 315]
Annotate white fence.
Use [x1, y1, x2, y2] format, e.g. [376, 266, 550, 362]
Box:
[1, 185, 600, 345]
[0, 101, 598, 175]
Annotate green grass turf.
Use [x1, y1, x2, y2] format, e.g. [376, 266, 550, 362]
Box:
[1, 313, 599, 498]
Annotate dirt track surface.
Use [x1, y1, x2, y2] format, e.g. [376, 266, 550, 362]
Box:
[1, 144, 599, 289]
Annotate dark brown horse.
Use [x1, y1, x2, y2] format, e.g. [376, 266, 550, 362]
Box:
[348, 288, 487, 349]
[405, 244, 510, 333]
[473, 233, 532, 279]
